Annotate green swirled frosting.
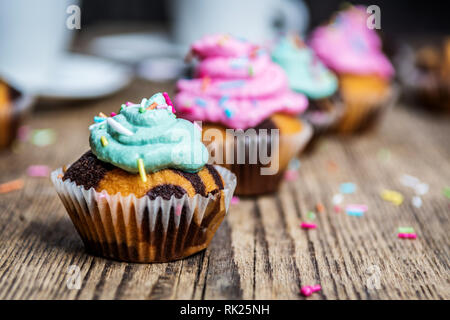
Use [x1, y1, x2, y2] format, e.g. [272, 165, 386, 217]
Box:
[89, 93, 208, 173]
[272, 37, 338, 100]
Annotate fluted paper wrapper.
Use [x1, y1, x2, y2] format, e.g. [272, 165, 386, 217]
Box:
[51, 165, 236, 263]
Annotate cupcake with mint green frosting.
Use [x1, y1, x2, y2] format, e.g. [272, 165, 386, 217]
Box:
[51, 92, 236, 263]
[272, 35, 344, 133]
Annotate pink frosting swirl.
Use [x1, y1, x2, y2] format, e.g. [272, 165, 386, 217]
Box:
[309, 6, 394, 79]
[175, 34, 308, 129]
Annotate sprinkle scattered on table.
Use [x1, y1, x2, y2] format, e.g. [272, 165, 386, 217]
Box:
[412, 196, 422, 208]
[300, 285, 321, 297]
[307, 211, 316, 220]
[231, 196, 240, 205]
[31, 129, 56, 147]
[301, 222, 317, 229]
[27, 165, 50, 177]
[17, 125, 31, 142]
[284, 169, 298, 181]
[316, 203, 325, 213]
[381, 189, 404, 206]
[340, 182, 356, 194]
[398, 227, 414, 234]
[345, 204, 367, 216]
[334, 205, 342, 213]
[398, 233, 417, 239]
[0, 179, 24, 194]
[332, 193, 343, 205]
[442, 187, 450, 199]
[327, 160, 338, 172]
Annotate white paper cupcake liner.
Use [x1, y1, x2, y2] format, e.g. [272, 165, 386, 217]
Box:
[51, 165, 236, 263]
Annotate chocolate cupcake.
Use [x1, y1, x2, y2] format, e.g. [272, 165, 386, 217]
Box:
[0, 78, 33, 149]
[51, 92, 236, 263]
[175, 34, 311, 196]
[309, 6, 396, 133]
[271, 35, 344, 135]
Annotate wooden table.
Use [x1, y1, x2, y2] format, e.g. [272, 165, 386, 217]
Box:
[0, 80, 449, 300]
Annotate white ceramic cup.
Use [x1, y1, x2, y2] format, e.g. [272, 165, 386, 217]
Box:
[0, 0, 78, 93]
[169, 0, 309, 48]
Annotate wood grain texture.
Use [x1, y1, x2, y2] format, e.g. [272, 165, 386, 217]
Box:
[0, 80, 449, 300]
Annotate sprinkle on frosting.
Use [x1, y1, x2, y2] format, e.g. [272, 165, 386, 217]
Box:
[175, 34, 308, 129]
[90, 92, 208, 174]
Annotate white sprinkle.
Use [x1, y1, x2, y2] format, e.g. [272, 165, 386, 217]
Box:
[400, 174, 420, 188]
[140, 98, 148, 108]
[332, 193, 343, 205]
[414, 183, 429, 196]
[412, 196, 422, 208]
[107, 118, 133, 136]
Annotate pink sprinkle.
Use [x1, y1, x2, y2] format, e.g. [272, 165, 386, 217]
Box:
[175, 205, 183, 216]
[300, 284, 321, 297]
[398, 233, 417, 239]
[125, 101, 133, 106]
[231, 196, 240, 205]
[110, 112, 117, 117]
[17, 125, 31, 142]
[346, 204, 368, 212]
[27, 165, 50, 177]
[284, 169, 298, 181]
[334, 205, 341, 213]
[301, 222, 317, 229]
[163, 92, 176, 113]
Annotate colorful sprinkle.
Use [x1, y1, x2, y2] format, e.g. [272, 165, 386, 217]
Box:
[17, 125, 30, 142]
[414, 183, 429, 196]
[98, 112, 107, 118]
[381, 189, 404, 206]
[195, 98, 207, 107]
[284, 169, 298, 181]
[398, 233, 417, 239]
[201, 76, 211, 92]
[107, 118, 133, 136]
[316, 203, 325, 213]
[301, 222, 317, 229]
[231, 196, 240, 205]
[307, 211, 316, 220]
[334, 205, 342, 213]
[300, 285, 321, 297]
[139, 106, 146, 113]
[340, 182, 356, 194]
[137, 158, 147, 183]
[147, 102, 157, 110]
[218, 95, 229, 107]
[332, 193, 343, 205]
[110, 112, 117, 117]
[0, 179, 24, 194]
[162, 92, 175, 113]
[345, 204, 367, 216]
[444, 187, 450, 199]
[412, 196, 422, 208]
[398, 227, 415, 234]
[94, 116, 106, 123]
[125, 101, 134, 106]
[27, 165, 50, 177]
[175, 205, 183, 216]
[288, 158, 301, 170]
[100, 136, 108, 147]
[248, 65, 254, 77]
[220, 80, 245, 89]
[224, 108, 233, 118]
[400, 174, 420, 188]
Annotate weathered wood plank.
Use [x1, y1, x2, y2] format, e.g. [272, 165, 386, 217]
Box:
[0, 80, 449, 300]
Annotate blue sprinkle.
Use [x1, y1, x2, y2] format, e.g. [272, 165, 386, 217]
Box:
[220, 80, 246, 89]
[224, 109, 233, 118]
[94, 116, 106, 123]
[346, 210, 364, 217]
[340, 182, 356, 194]
[195, 98, 207, 107]
[219, 95, 229, 107]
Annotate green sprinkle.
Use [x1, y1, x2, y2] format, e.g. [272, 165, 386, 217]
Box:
[248, 65, 254, 77]
[139, 107, 146, 113]
[307, 211, 316, 220]
[443, 187, 450, 199]
[398, 227, 414, 234]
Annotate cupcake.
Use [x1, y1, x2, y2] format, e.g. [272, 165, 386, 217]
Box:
[175, 34, 311, 196]
[51, 92, 236, 263]
[309, 6, 396, 133]
[271, 35, 343, 134]
[403, 39, 450, 112]
[0, 78, 33, 149]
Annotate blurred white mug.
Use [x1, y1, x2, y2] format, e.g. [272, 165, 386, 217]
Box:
[0, 0, 78, 93]
[169, 0, 309, 48]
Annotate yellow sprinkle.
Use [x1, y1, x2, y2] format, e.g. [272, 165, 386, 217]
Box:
[137, 158, 147, 183]
[99, 112, 107, 118]
[100, 136, 108, 147]
[381, 189, 404, 206]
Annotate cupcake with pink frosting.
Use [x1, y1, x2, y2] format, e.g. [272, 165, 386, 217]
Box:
[309, 5, 396, 133]
[175, 34, 311, 196]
